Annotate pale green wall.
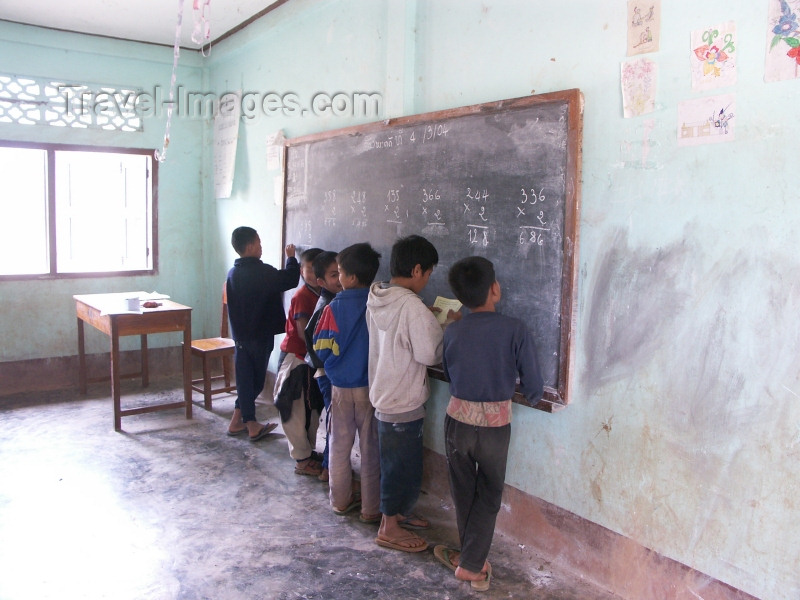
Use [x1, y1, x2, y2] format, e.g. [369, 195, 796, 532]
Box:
[1, 0, 799, 598]
[205, 2, 800, 598]
[0, 23, 207, 358]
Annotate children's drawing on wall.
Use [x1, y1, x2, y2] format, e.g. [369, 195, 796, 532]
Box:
[621, 58, 657, 117]
[691, 22, 737, 90]
[627, 0, 661, 55]
[677, 94, 735, 147]
[765, 0, 800, 81]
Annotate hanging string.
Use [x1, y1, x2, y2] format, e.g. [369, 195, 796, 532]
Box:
[155, 0, 186, 163]
[192, 0, 212, 57]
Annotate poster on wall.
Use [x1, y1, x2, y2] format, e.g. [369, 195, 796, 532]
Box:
[765, 0, 800, 82]
[627, 0, 661, 55]
[691, 22, 737, 90]
[214, 91, 242, 199]
[621, 58, 657, 117]
[677, 93, 736, 147]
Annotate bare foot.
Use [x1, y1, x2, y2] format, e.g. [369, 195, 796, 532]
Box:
[228, 408, 245, 434]
[397, 513, 429, 529]
[377, 514, 428, 552]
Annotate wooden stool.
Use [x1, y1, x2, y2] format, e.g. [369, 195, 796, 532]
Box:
[189, 285, 236, 410]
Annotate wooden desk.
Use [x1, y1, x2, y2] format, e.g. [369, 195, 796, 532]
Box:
[74, 293, 193, 431]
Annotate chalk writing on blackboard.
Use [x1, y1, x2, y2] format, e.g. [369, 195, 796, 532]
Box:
[283, 90, 583, 411]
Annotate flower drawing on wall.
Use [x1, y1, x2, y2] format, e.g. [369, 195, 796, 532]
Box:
[621, 58, 657, 118]
[765, 0, 800, 81]
[691, 22, 737, 90]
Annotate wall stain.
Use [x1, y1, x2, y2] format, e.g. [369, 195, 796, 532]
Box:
[582, 227, 693, 391]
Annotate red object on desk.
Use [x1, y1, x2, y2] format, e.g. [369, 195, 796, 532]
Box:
[73, 293, 193, 431]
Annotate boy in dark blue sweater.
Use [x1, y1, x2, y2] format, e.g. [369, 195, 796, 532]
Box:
[226, 226, 299, 441]
[434, 256, 543, 592]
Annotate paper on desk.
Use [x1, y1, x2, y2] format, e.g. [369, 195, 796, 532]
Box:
[432, 296, 462, 324]
[140, 291, 170, 301]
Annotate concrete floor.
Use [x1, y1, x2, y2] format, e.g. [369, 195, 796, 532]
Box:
[0, 377, 621, 600]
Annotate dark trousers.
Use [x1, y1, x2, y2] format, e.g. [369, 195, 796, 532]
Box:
[444, 415, 511, 573]
[377, 417, 424, 517]
[234, 339, 273, 423]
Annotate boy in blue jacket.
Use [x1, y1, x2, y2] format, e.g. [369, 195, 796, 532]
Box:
[313, 243, 381, 523]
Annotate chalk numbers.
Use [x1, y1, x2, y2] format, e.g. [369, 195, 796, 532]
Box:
[350, 190, 368, 229]
[520, 187, 545, 204]
[323, 190, 337, 227]
[517, 185, 549, 246]
[422, 123, 450, 143]
[422, 188, 441, 202]
[464, 187, 490, 246]
[520, 229, 544, 245]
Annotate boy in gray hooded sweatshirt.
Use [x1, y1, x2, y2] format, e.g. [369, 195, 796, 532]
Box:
[366, 234, 459, 553]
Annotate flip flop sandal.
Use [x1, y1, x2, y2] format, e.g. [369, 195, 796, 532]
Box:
[248, 422, 277, 441]
[433, 545, 458, 571]
[333, 497, 361, 516]
[375, 531, 428, 553]
[470, 562, 492, 592]
[226, 428, 247, 436]
[359, 512, 381, 524]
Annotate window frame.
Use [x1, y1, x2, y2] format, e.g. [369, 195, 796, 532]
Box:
[0, 140, 158, 281]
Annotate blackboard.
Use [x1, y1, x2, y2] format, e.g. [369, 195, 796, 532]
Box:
[283, 90, 583, 411]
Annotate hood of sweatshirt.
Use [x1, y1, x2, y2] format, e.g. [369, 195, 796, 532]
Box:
[366, 282, 419, 330]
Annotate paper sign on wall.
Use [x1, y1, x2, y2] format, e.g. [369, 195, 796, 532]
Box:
[765, 0, 800, 82]
[621, 58, 657, 117]
[627, 0, 661, 55]
[214, 91, 242, 199]
[677, 94, 735, 147]
[691, 22, 737, 91]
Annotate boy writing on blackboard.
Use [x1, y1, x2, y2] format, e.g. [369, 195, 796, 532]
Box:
[226, 226, 299, 440]
[367, 235, 459, 552]
[433, 256, 543, 591]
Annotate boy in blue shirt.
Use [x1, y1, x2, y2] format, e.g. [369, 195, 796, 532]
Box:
[313, 243, 382, 522]
[225, 226, 299, 441]
[433, 256, 543, 592]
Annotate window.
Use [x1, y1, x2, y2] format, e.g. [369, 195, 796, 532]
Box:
[0, 73, 142, 132]
[0, 142, 157, 279]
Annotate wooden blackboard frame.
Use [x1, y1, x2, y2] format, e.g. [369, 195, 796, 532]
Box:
[282, 89, 583, 412]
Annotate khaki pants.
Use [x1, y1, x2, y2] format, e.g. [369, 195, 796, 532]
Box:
[329, 385, 380, 515]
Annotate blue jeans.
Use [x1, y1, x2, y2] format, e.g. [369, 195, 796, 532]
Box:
[233, 339, 272, 423]
[377, 417, 424, 517]
[317, 374, 332, 469]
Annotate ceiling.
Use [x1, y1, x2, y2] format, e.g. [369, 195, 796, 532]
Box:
[0, 0, 289, 49]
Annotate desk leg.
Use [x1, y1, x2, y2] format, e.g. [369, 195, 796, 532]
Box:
[140, 334, 149, 387]
[110, 321, 122, 431]
[182, 318, 193, 420]
[77, 318, 87, 395]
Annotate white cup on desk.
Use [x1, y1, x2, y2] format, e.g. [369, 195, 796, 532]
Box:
[126, 296, 140, 311]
